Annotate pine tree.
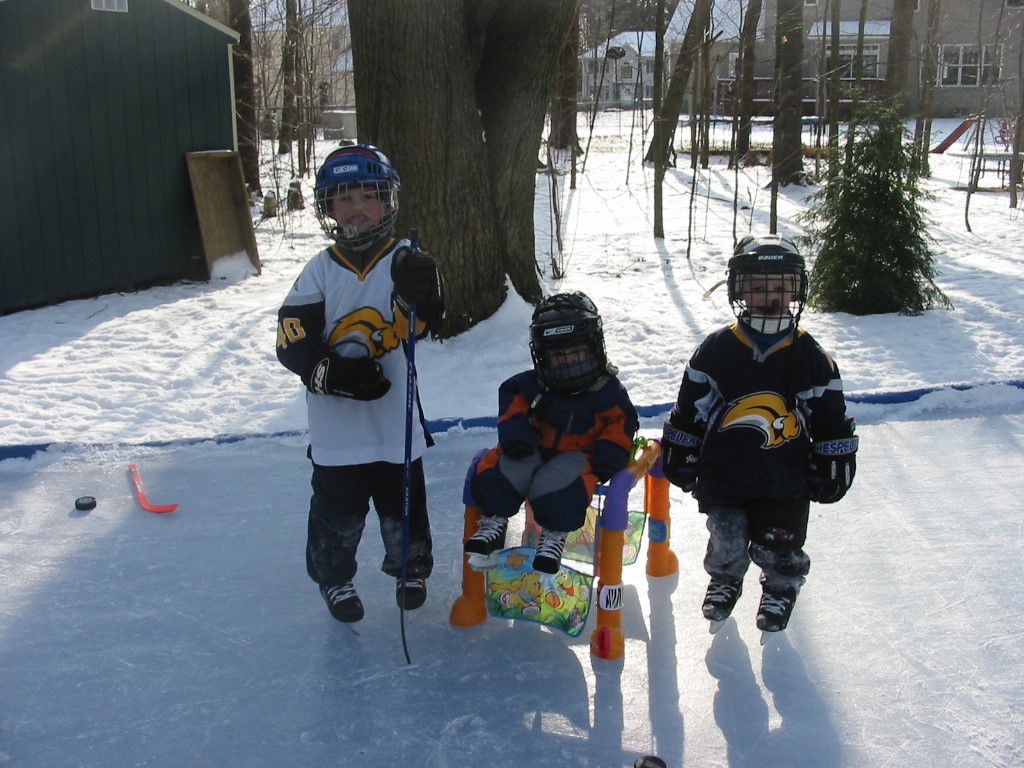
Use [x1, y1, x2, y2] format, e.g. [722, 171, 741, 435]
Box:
[802, 105, 950, 315]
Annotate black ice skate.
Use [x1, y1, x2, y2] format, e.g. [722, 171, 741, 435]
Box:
[702, 578, 743, 623]
[464, 515, 508, 570]
[396, 576, 427, 610]
[532, 529, 569, 574]
[320, 582, 363, 623]
[756, 587, 797, 632]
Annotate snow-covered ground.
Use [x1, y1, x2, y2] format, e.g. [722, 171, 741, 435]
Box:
[1, 115, 1022, 766]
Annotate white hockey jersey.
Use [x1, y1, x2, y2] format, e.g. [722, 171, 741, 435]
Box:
[277, 238, 428, 466]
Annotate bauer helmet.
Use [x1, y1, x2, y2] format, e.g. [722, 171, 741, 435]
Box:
[727, 235, 808, 334]
[314, 144, 400, 250]
[529, 292, 609, 393]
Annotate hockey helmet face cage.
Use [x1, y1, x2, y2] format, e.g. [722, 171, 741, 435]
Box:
[728, 235, 808, 334]
[529, 292, 608, 393]
[314, 144, 400, 250]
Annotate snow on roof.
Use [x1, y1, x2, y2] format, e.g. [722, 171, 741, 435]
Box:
[808, 20, 892, 38]
[666, 0, 764, 43]
[582, 30, 658, 60]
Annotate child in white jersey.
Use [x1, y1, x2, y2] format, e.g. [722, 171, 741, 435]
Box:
[276, 145, 444, 623]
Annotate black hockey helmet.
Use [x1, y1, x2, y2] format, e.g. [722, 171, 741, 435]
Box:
[728, 235, 808, 333]
[529, 292, 609, 393]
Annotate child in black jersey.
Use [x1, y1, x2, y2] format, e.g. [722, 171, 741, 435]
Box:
[661, 235, 858, 632]
[465, 292, 638, 575]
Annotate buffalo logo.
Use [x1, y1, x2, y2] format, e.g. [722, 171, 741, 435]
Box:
[327, 307, 401, 359]
[719, 392, 801, 448]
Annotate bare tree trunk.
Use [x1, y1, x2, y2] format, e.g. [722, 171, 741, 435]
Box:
[914, 0, 942, 178]
[653, 0, 666, 238]
[814, 0, 828, 177]
[349, 0, 575, 333]
[827, 0, 841, 154]
[773, 0, 805, 185]
[644, 0, 713, 165]
[277, 0, 299, 155]
[699, 32, 712, 169]
[965, 0, 1008, 228]
[228, 0, 261, 195]
[854, 0, 867, 87]
[886, 0, 916, 111]
[736, 0, 763, 158]
[1011, 12, 1024, 205]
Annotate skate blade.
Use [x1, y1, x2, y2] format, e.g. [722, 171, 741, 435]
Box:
[467, 552, 499, 571]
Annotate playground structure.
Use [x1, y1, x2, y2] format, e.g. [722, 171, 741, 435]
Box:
[934, 116, 1023, 191]
[449, 439, 677, 660]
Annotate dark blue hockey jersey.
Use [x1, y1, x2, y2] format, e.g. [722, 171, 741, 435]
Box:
[667, 323, 852, 502]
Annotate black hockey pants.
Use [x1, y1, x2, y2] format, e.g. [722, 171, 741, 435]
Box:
[306, 459, 433, 587]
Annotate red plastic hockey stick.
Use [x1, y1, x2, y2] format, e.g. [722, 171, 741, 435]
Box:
[128, 463, 179, 513]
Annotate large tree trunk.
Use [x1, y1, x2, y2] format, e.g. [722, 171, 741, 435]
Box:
[550, 10, 581, 153]
[228, 0, 260, 195]
[349, 0, 575, 334]
[277, 0, 299, 155]
[644, 0, 713, 165]
[773, 0, 805, 185]
[474, 2, 579, 304]
[886, 0, 916, 110]
[736, 0, 763, 158]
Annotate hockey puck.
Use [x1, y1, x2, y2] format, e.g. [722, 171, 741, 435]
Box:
[74, 496, 97, 511]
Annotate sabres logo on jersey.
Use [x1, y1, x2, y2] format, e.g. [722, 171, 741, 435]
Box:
[719, 391, 801, 448]
[327, 307, 401, 359]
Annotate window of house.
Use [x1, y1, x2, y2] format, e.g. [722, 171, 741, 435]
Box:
[728, 51, 741, 78]
[1009, 0, 1024, 7]
[825, 43, 881, 79]
[804, 0, 817, 5]
[91, 0, 128, 10]
[620, 64, 633, 80]
[940, 44, 1002, 86]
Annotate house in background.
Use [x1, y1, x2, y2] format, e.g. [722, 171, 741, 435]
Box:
[584, 0, 1024, 118]
[580, 31, 664, 109]
[252, 20, 355, 139]
[0, 0, 240, 315]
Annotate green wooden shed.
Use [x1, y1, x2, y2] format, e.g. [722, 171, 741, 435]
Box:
[0, 0, 239, 315]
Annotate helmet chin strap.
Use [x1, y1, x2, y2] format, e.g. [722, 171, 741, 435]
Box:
[746, 313, 795, 334]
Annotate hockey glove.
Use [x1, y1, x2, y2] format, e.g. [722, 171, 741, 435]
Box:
[392, 247, 445, 331]
[660, 422, 701, 493]
[308, 353, 390, 401]
[808, 435, 859, 504]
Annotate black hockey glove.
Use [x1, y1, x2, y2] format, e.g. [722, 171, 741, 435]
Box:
[392, 247, 445, 331]
[307, 353, 390, 401]
[808, 435, 859, 504]
[660, 422, 701, 493]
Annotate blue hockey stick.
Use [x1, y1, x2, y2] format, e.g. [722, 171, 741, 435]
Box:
[398, 229, 420, 665]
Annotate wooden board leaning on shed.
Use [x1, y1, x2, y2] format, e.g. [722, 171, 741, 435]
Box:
[185, 151, 261, 277]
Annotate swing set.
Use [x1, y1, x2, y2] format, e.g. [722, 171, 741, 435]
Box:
[449, 439, 677, 660]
